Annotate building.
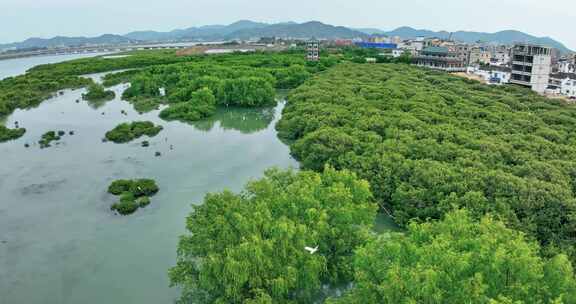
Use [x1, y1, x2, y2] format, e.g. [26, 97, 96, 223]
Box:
[391, 49, 405, 58]
[334, 39, 353, 47]
[454, 44, 471, 65]
[414, 46, 466, 72]
[489, 46, 511, 66]
[561, 76, 576, 98]
[354, 42, 397, 49]
[379, 49, 405, 58]
[548, 73, 576, 98]
[469, 47, 491, 65]
[368, 36, 389, 43]
[510, 44, 552, 93]
[306, 40, 320, 62]
[468, 65, 511, 85]
[558, 58, 576, 74]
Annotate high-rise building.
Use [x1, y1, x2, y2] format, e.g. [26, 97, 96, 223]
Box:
[306, 40, 320, 62]
[510, 44, 552, 93]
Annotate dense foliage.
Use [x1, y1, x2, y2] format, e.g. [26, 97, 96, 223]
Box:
[104, 121, 163, 143]
[159, 88, 216, 122]
[169, 167, 378, 304]
[218, 77, 276, 107]
[328, 210, 576, 304]
[82, 83, 115, 102]
[108, 178, 159, 215]
[0, 126, 26, 142]
[277, 63, 576, 261]
[119, 52, 336, 115]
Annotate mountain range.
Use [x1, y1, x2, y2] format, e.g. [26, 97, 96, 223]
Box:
[1, 20, 572, 54]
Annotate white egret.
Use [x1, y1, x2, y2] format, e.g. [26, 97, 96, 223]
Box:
[304, 246, 318, 254]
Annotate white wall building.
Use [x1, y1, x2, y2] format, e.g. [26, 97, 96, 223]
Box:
[467, 66, 511, 85]
[558, 59, 576, 74]
[560, 77, 576, 98]
[392, 49, 404, 58]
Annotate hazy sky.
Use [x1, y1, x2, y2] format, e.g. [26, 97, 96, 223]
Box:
[1, 0, 575, 49]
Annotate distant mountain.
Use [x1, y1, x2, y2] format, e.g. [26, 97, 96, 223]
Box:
[124, 20, 269, 42]
[1, 21, 572, 54]
[354, 28, 387, 35]
[0, 34, 137, 49]
[228, 21, 366, 40]
[125, 21, 365, 41]
[358, 26, 573, 53]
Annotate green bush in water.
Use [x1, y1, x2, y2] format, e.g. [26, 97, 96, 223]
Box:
[107, 178, 159, 215]
[111, 200, 139, 215]
[82, 83, 115, 101]
[136, 196, 151, 207]
[39, 130, 62, 148]
[105, 121, 163, 143]
[0, 126, 26, 143]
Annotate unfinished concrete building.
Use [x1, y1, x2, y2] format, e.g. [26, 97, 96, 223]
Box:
[510, 44, 552, 93]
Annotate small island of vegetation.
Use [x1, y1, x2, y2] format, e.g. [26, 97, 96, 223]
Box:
[104, 121, 163, 143]
[108, 178, 159, 215]
[0, 126, 26, 142]
[82, 83, 115, 102]
[39, 130, 66, 148]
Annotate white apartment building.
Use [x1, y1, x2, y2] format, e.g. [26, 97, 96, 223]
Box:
[558, 59, 576, 74]
[560, 77, 576, 98]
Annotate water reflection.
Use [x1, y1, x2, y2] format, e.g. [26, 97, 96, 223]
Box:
[85, 98, 112, 110]
[190, 105, 276, 134]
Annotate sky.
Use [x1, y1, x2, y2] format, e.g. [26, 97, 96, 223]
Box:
[1, 0, 575, 50]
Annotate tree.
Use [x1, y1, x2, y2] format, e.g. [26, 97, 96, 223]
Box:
[328, 210, 576, 304]
[217, 77, 276, 107]
[169, 167, 378, 304]
[160, 88, 217, 123]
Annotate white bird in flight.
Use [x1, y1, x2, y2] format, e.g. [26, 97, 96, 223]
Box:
[304, 246, 319, 254]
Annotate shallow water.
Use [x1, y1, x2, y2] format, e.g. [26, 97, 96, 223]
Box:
[0, 81, 298, 303]
[0, 53, 114, 80]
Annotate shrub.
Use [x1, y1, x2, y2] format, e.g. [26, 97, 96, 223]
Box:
[82, 83, 115, 101]
[107, 178, 159, 215]
[0, 126, 26, 142]
[105, 121, 163, 143]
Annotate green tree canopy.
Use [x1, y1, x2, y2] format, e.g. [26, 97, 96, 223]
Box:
[169, 167, 378, 303]
[328, 210, 576, 304]
[160, 88, 217, 123]
[277, 63, 576, 261]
